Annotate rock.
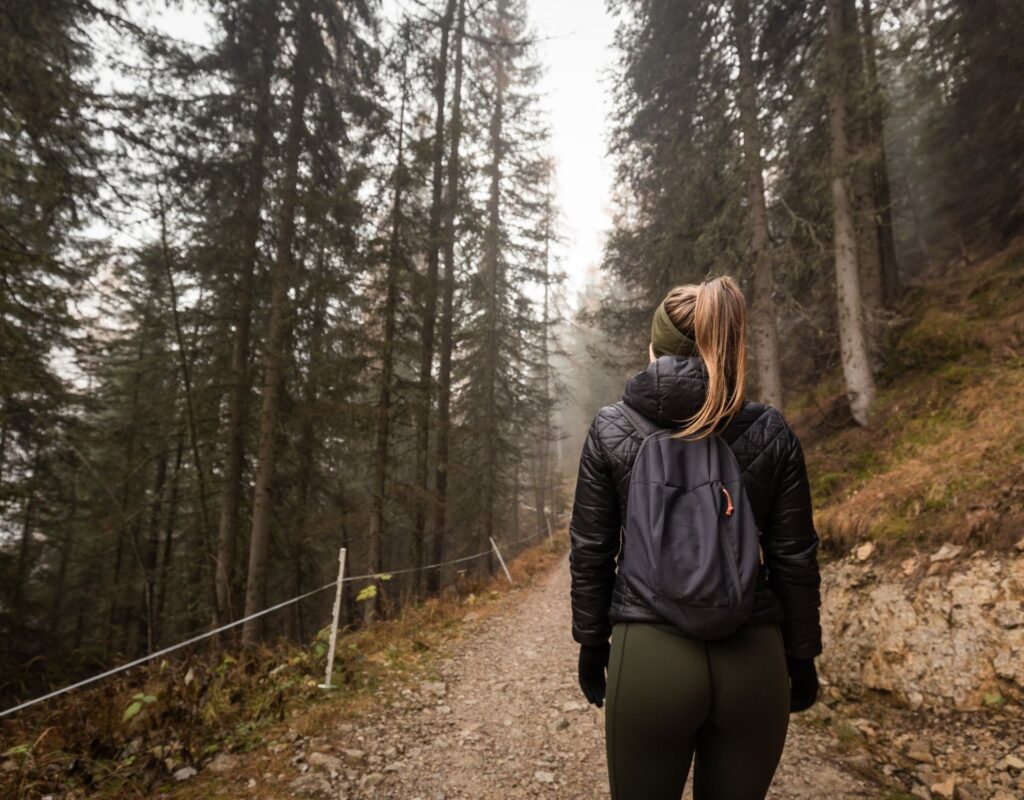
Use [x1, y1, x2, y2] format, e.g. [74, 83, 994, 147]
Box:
[561, 700, 585, 712]
[901, 557, 920, 576]
[308, 752, 343, 773]
[534, 771, 555, 783]
[930, 543, 963, 563]
[206, 753, 239, 773]
[289, 773, 332, 795]
[855, 542, 876, 561]
[1014, 538, 1024, 553]
[1, 760, 17, 773]
[993, 602, 1024, 629]
[821, 552, 1024, 710]
[1002, 754, 1024, 770]
[343, 748, 367, 763]
[907, 739, 935, 764]
[421, 681, 447, 698]
[931, 778, 956, 798]
[554, 717, 569, 730]
[361, 772, 384, 788]
[173, 766, 198, 782]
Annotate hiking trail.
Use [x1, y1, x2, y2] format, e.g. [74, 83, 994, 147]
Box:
[224, 555, 883, 799]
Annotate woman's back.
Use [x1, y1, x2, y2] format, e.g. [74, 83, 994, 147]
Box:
[569, 353, 821, 659]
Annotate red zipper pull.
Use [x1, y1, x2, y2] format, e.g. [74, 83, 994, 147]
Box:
[721, 486, 734, 518]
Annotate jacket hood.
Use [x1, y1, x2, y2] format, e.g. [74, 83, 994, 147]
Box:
[622, 355, 711, 428]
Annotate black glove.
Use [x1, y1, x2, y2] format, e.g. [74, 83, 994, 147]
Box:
[787, 656, 819, 713]
[578, 642, 610, 708]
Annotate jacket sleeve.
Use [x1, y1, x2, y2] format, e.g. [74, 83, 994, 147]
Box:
[764, 425, 822, 659]
[569, 414, 622, 646]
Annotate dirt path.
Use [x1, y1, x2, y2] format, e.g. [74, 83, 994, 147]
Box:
[261, 556, 885, 800]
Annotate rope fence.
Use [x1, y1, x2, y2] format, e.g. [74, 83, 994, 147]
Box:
[0, 524, 557, 720]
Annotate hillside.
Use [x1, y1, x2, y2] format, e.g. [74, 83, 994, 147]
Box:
[792, 240, 1024, 556]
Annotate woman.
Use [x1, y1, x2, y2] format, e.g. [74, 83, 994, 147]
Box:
[568, 277, 822, 800]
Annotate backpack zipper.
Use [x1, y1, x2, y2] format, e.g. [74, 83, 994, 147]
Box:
[714, 480, 743, 606]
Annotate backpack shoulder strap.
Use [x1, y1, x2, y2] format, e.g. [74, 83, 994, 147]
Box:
[613, 401, 659, 440]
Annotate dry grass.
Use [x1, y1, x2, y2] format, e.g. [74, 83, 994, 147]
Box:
[0, 533, 568, 799]
[791, 240, 1024, 556]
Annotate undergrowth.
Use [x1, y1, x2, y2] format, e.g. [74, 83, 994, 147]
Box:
[0, 534, 568, 798]
[792, 240, 1024, 556]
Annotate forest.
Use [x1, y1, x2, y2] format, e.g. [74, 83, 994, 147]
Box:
[1, 0, 564, 703]
[2, 0, 1023, 719]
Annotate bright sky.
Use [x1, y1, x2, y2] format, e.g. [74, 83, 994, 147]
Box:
[527, 0, 618, 296]
[150, 1, 618, 296]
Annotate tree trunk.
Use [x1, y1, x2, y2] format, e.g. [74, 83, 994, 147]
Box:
[860, 0, 901, 304]
[289, 252, 325, 641]
[137, 445, 168, 655]
[430, 0, 467, 595]
[14, 481, 36, 622]
[534, 163, 554, 538]
[481, 0, 509, 575]
[366, 40, 412, 625]
[158, 191, 217, 626]
[214, 0, 279, 626]
[155, 426, 185, 646]
[732, 0, 783, 410]
[49, 471, 77, 635]
[826, 0, 876, 426]
[841, 0, 884, 361]
[411, 0, 457, 599]
[241, 20, 311, 645]
[105, 324, 148, 656]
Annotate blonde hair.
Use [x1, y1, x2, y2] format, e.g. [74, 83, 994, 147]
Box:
[662, 276, 748, 439]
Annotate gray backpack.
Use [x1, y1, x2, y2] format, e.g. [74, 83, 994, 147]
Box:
[615, 401, 761, 640]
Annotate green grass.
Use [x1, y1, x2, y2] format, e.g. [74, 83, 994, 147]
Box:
[797, 242, 1024, 552]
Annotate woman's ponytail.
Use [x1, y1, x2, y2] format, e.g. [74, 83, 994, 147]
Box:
[664, 276, 748, 440]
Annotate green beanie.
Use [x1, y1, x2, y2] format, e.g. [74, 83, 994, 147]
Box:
[650, 300, 697, 358]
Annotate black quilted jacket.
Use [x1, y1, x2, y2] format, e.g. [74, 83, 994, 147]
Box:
[568, 355, 822, 659]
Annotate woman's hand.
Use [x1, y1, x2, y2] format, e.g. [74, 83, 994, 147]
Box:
[787, 656, 819, 712]
[578, 642, 611, 708]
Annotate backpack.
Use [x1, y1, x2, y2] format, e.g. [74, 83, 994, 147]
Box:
[614, 401, 761, 640]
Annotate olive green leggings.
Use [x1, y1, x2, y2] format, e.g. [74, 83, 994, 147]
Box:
[605, 621, 790, 800]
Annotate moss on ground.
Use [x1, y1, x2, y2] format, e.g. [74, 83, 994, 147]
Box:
[794, 242, 1024, 555]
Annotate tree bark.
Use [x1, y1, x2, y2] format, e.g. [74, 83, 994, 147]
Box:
[481, 0, 510, 574]
[826, 0, 876, 426]
[732, 0, 783, 410]
[366, 38, 411, 625]
[533, 162, 554, 538]
[840, 0, 884, 360]
[214, 0, 279, 626]
[241, 16, 311, 645]
[288, 252, 325, 641]
[860, 0, 901, 304]
[155, 425, 185, 646]
[411, 0, 457, 599]
[430, 0, 466, 595]
[49, 471, 77, 635]
[105, 321, 148, 656]
[158, 190, 217, 625]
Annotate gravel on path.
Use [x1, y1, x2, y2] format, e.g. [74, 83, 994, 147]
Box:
[278, 555, 884, 799]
